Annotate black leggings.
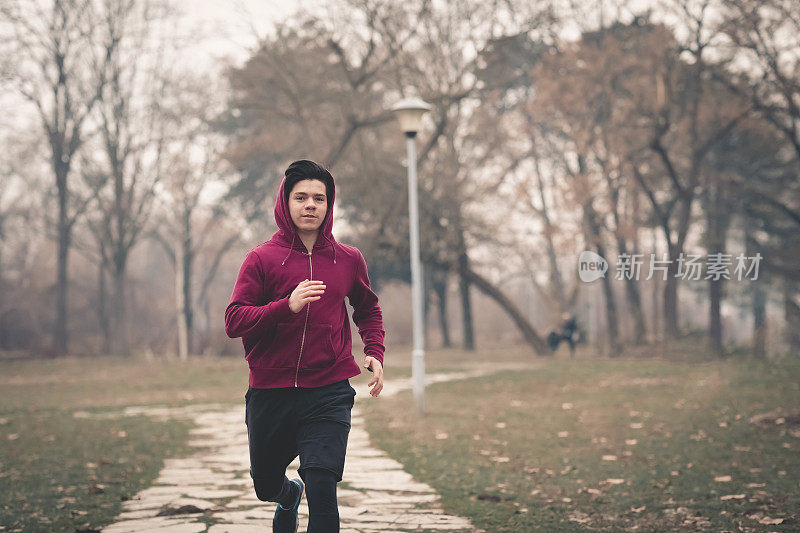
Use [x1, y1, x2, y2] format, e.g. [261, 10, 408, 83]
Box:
[254, 468, 339, 531]
[304, 467, 339, 532]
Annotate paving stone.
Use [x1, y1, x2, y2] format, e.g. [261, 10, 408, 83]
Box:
[104, 372, 491, 532]
[177, 488, 243, 499]
[208, 525, 271, 533]
[102, 517, 205, 533]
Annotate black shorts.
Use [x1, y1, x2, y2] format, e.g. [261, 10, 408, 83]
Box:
[245, 378, 356, 483]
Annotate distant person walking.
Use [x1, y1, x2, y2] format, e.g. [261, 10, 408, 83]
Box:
[225, 160, 386, 532]
[547, 313, 580, 358]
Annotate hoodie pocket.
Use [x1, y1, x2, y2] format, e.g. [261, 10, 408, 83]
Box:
[250, 322, 299, 369]
[300, 323, 337, 369]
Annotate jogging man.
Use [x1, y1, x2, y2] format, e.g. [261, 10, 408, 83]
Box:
[225, 159, 385, 532]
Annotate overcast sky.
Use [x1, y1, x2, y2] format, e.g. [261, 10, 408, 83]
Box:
[177, 0, 316, 69]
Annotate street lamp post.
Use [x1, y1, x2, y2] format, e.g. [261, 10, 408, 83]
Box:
[391, 96, 431, 414]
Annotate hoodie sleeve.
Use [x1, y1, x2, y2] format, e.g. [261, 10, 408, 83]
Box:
[348, 248, 386, 366]
[224, 251, 295, 338]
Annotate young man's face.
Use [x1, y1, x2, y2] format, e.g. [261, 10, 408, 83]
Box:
[288, 179, 327, 233]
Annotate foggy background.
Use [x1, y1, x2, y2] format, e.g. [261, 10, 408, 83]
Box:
[0, 0, 797, 361]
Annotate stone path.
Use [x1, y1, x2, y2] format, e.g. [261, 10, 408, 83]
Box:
[100, 368, 503, 533]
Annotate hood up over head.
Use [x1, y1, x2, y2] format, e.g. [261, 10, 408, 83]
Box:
[273, 168, 338, 266]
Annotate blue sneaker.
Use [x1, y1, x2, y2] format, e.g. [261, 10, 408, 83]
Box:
[273, 477, 304, 533]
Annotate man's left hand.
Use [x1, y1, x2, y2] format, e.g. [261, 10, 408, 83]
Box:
[364, 356, 383, 397]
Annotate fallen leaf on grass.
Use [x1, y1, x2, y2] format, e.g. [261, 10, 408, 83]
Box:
[734, 445, 751, 452]
[747, 483, 766, 488]
[495, 422, 506, 429]
[558, 431, 569, 438]
[603, 478, 625, 485]
[602, 455, 618, 461]
[630, 505, 646, 513]
[0, 417, 8, 425]
[758, 517, 784, 525]
[434, 431, 449, 440]
[568, 511, 592, 524]
[714, 475, 732, 482]
[625, 439, 637, 445]
[562, 403, 574, 410]
[7, 433, 19, 440]
[629, 423, 643, 429]
[490, 456, 510, 463]
[720, 494, 745, 501]
[689, 429, 707, 441]
[510, 400, 524, 407]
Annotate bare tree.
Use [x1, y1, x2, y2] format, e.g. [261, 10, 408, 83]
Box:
[1, 0, 117, 354]
[74, 0, 176, 355]
[148, 71, 240, 359]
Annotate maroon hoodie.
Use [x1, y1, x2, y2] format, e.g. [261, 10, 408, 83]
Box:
[224, 175, 385, 389]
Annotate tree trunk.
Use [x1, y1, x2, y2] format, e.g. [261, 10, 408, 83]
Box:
[431, 267, 451, 348]
[534, 159, 567, 314]
[753, 281, 767, 359]
[651, 228, 661, 345]
[176, 210, 193, 360]
[784, 280, 800, 355]
[423, 266, 432, 348]
[55, 163, 70, 356]
[618, 237, 647, 344]
[583, 203, 620, 354]
[598, 242, 620, 355]
[746, 222, 766, 359]
[97, 259, 110, 353]
[705, 186, 731, 358]
[110, 263, 129, 356]
[663, 242, 680, 339]
[709, 276, 723, 356]
[433, 271, 452, 348]
[458, 252, 475, 351]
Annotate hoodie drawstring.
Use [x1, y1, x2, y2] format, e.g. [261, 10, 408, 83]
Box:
[281, 232, 296, 266]
[324, 234, 337, 264]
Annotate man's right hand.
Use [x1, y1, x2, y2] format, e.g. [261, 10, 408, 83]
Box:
[288, 279, 326, 313]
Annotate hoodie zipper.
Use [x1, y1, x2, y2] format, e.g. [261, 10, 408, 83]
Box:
[294, 249, 312, 387]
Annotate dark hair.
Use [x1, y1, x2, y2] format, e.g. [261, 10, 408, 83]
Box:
[283, 160, 333, 206]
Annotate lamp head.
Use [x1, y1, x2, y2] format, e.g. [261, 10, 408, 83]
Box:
[391, 97, 432, 136]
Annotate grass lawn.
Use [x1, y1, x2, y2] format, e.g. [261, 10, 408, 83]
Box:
[0, 349, 416, 532]
[362, 353, 800, 531]
[0, 355, 248, 532]
[3, 347, 798, 532]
